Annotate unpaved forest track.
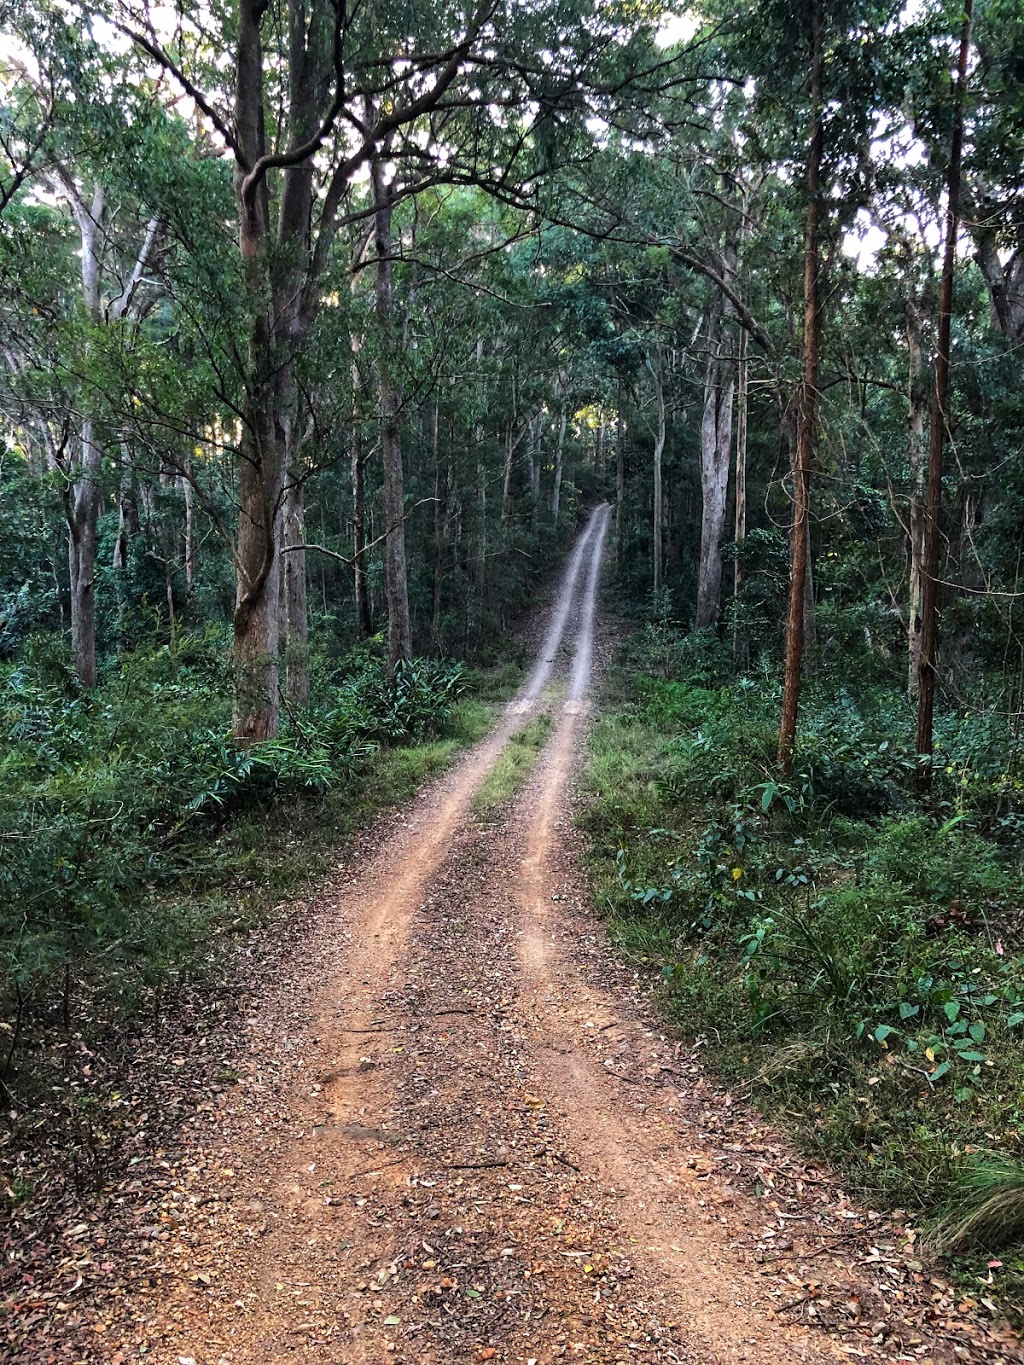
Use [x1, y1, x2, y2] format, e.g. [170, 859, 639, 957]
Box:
[87, 505, 1018, 1365]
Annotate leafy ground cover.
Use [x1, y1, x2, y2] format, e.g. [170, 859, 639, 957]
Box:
[582, 621, 1024, 1324]
[0, 629, 509, 1101]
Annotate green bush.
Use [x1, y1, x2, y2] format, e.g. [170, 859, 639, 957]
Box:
[586, 642, 1024, 1319]
[0, 638, 474, 1047]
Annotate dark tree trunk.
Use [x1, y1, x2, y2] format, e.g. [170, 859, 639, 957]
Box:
[231, 0, 284, 742]
[282, 476, 308, 705]
[67, 418, 101, 689]
[371, 155, 412, 675]
[916, 0, 974, 787]
[351, 434, 372, 637]
[906, 297, 928, 698]
[778, 0, 824, 774]
[431, 404, 445, 654]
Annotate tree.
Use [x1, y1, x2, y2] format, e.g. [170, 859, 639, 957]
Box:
[778, 0, 824, 773]
[915, 0, 974, 787]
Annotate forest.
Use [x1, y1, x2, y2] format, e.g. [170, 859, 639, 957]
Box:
[2, 0, 1024, 1357]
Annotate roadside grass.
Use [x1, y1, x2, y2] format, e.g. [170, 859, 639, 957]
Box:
[581, 649, 1024, 1325]
[474, 710, 554, 811]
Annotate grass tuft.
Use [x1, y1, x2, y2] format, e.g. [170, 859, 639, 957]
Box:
[474, 711, 554, 811]
[930, 1157, 1024, 1256]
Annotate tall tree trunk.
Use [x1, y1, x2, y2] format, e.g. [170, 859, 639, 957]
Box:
[232, 406, 283, 740]
[696, 299, 736, 629]
[431, 404, 445, 654]
[351, 433, 371, 636]
[65, 186, 105, 689]
[372, 156, 412, 675]
[778, 0, 824, 774]
[281, 476, 308, 704]
[67, 417, 102, 688]
[732, 324, 748, 665]
[182, 465, 197, 589]
[112, 466, 139, 572]
[906, 297, 927, 698]
[476, 454, 487, 598]
[231, 0, 285, 742]
[551, 409, 567, 523]
[615, 397, 625, 573]
[916, 0, 973, 787]
[529, 412, 542, 500]
[501, 425, 516, 525]
[648, 353, 666, 595]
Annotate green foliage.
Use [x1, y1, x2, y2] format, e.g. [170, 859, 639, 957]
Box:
[0, 637, 479, 1055]
[585, 634, 1024, 1319]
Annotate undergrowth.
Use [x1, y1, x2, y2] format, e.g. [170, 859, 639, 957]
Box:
[583, 623, 1024, 1324]
[0, 630, 507, 1097]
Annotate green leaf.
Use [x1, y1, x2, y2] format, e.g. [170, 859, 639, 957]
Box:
[383, 1316, 401, 1326]
[929, 1061, 951, 1083]
[943, 1000, 961, 1023]
[968, 1022, 986, 1043]
[874, 1024, 894, 1043]
[958, 1050, 987, 1063]
[1007, 1012, 1024, 1028]
[899, 1002, 919, 1020]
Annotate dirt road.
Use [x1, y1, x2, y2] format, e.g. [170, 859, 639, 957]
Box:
[108, 506, 1017, 1365]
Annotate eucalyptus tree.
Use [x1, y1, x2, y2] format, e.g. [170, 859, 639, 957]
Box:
[97, 0, 671, 739]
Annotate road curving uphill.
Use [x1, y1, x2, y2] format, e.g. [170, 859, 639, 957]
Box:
[93, 504, 1014, 1365]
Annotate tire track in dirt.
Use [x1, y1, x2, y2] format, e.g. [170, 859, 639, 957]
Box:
[115, 502, 1015, 1365]
[513, 504, 1016, 1365]
[137, 509, 608, 1364]
[515, 512, 839, 1363]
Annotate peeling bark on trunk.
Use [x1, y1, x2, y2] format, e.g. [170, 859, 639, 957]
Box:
[501, 425, 516, 525]
[477, 454, 487, 598]
[528, 413, 542, 501]
[232, 412, 284, 741]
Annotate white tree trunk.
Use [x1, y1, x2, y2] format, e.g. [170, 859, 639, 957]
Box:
[696, 309, 736, 629]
